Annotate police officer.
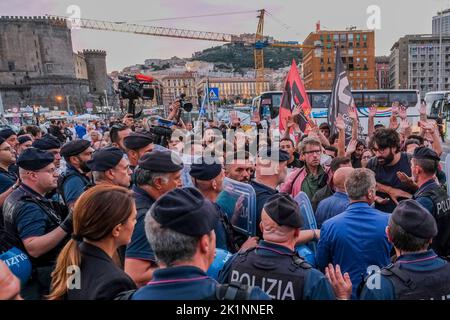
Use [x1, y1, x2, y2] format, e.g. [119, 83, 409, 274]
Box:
[86, 147, 132, 188]
[411, 147, 450, 258]
[190, 159, 257, 253]
[355, 200, 450, 300]
[0, 137, 19, 211]
[2, 148, 72, 299]
[59, 140, 94, 208]
[32, 134, 62, 171]
[17, 135, 33, 155]
[125, 150, 183, 287]
[123, 132, 154, 172]
[218, 193, 337, 300]
[0, 128, 19, 152]
[131, 187, 270, 300]
[250, 147, 289, 238]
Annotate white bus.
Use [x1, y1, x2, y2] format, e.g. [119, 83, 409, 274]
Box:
[252, 89, 421, 132]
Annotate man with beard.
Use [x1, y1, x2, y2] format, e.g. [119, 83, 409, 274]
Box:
[367, 128, 414, 213]
[58, 140, 94, 208]
[224, 151, 255, 183]
[411, 147, 450, 258]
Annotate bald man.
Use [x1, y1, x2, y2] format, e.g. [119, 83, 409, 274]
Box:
[0, 260, 22, 300]
[315, 167, 354, 228]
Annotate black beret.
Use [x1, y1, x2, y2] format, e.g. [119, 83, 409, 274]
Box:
[87, 147, 124, 171]
[60, 140, 91, 157]
[17, 147, 54, 171]
[18, 135, 32, 145]
[123, 132, 153, 150]
[413, 146, 440, 162]
[392, 199, 438, 239]
[151, 187, 219, 236]
[263, 193, 303, 228]
[190, 160, 222, 181]
[32, 134, 61, 150]
[0, 137, 5, 145]
[258, 147, 290, 162]
[138, 150, 183, 172]
[0, 129, 16, 140]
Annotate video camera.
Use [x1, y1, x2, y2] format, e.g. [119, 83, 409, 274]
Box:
[117, 74, 155, 115]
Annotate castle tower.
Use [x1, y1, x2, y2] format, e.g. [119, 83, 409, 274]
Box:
[82, 49, 107, 95]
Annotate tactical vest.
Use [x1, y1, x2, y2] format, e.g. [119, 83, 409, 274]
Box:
[57, 168, 91, 206]
[381, 262, 450, 300]
[229, 246, 312, 300]
[2, 186, 67, 267]
[415, 184, 450, 257]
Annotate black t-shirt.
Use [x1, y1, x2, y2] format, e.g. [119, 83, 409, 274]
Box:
[367, 152, 413, 213]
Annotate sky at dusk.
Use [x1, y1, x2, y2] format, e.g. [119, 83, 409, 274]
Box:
[1, 0, 448, 71]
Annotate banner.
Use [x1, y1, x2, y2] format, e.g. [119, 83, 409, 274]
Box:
[328, 47, 357, 143]
[279, 59, 312, 133]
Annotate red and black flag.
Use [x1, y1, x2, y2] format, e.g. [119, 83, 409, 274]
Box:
[280, 59, 312, 133]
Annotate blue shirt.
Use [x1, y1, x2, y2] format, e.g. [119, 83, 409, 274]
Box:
[0, 167, 16, 194]
[125, 186, 156, 262]
[250, 180, 278, 238]
[413, 178, 437, 214]
[219, 241, 336, 300]
[132, 265, 270, 300]
[62, 164, 90, 206]
[360, 250, 448, 300]
[315, 191, 350, 228]
[75, 125, 86, 139]
[316, 202, 392, 299]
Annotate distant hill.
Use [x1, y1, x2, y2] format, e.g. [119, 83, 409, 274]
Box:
[191, 43, 302, 72]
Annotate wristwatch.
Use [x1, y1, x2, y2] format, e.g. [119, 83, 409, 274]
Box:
[12, 183, 20, 190]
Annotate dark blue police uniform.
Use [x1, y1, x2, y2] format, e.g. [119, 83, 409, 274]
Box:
[0, 167, 17, 194]
[61, 163, 91, 206]
[250, 180, 278, 237]
[125, 185, 156, 262]
[131, 265, 270, 300]
[219, 240, 335, 300]
[360, 250, 450, 300]
[413, 178, 437, 213]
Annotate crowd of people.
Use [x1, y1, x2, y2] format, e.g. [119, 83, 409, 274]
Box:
[0, 100, 450, 301]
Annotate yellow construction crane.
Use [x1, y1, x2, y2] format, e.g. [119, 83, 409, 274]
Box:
[47, 11, 317, 95]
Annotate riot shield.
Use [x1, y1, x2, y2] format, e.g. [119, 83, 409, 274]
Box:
[294, 192, 318, 266]
[206, 248, 232, 280]
[216, 177, 257, 236]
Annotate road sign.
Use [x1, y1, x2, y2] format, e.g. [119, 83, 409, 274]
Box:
[208, 87, 219, 102]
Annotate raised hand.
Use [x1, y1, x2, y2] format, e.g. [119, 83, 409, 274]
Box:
[346, 139, 358, 155]
[419, 120, 436, 132]
[251, 110, 261, 124]
[335, 113, 345, 131]
[347, 105, 358, 120]
[419, 101, 427, 115]
[325, 264, 352, 300]
[368, 104, 378, 118]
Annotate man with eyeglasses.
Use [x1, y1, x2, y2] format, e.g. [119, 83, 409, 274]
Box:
[280, 137, 332, 200]
[2, 148, 71, 299]
[367, 128, 414, 213]
[58, 140, 94, 208]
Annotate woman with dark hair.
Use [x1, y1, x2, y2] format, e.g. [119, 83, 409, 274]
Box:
[48, 185, 137, 300]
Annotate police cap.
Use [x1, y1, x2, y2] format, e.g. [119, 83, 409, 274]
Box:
[17, 147, 54, 171]
[138, 150, 183, 172]
[60, 139, 91, 158]
[412, 146, 440, 162]
[190, 159, 222, 181]
[123, 132, 153, 150]
[32, 134, 61, 150]
[151, 187, 219, 236]
[391, 199, 438, 239]
[18, 135, 32, 145]
[86, 147, 124, 172]
[263, 192, 303, 228]
[0, 128, 16, 140]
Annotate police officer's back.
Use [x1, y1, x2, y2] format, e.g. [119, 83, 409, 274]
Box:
[219, 193, 336, 300]
[359, 200, 450, 300]
[131, 188, 269, 300]
[411, 147, 450, 258]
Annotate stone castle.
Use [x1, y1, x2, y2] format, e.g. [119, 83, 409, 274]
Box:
[0, 15, 111, 114]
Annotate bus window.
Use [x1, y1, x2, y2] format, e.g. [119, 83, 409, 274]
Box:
[388, 92, 418, 107]
[272, 94, 282, 109]
[363, 92, 388, 107]
[311, 92, 331, 109]
[353, 93, 363, 108]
